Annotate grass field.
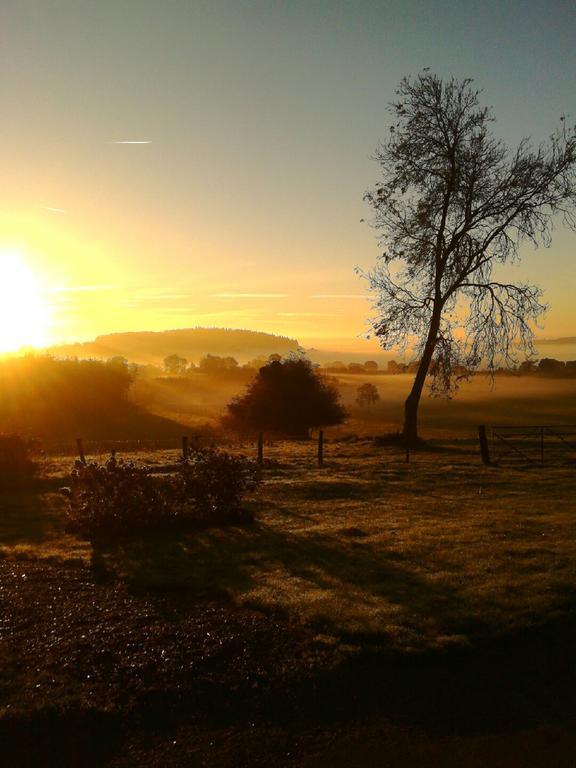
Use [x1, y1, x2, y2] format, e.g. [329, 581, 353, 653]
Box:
[131, 371, 576, 439]
[3, 437, 576, 654]
[3, 422, 576, 766]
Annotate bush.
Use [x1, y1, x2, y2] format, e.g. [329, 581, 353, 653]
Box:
[225, 357, 346, 439]
[65, 448, 261, 539]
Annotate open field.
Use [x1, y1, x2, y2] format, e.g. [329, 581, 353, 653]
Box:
[131, 372, 576, 438]
[9, 438, 575, 651]
[2, 438, 576, 766]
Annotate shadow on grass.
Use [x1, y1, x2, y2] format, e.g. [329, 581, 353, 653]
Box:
[95, 520, 472, 643]
[0, 478, 65, 545]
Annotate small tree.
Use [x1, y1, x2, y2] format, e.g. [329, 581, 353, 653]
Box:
[163, 354, 188, 375]
[107, 356, 129, 369]
[362, 71, 576, 443]
[356, 382, 380, 409]
[199, 354, 239, 374]
[225, 357, 346, 439]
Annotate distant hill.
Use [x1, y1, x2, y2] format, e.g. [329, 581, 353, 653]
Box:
[537, 336, 576, 345]
[47, 328, 300, 366]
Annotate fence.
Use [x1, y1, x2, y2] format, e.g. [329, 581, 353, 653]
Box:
[53, 431, 329, 469]
[489, 425, 576, 466]
[41, 427, 576, 469]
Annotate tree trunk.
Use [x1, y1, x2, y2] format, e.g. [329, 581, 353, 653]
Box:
[403, 309, 442, 445]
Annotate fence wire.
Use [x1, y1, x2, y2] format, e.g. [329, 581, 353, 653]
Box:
[492, 425, 576, 465]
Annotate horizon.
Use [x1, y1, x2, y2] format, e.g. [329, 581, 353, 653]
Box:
[2, 323, 576, 369]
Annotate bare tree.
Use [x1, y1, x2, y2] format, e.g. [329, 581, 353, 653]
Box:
[361, 71, 576, 444]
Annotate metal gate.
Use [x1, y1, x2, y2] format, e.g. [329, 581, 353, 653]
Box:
[491, 425, 576, 465]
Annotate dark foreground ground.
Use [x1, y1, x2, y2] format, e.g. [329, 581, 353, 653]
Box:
[2, 558, 576, 768]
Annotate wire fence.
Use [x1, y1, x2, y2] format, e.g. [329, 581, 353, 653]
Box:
[37, 426, 576, 468]
[491, 425, 576, 465]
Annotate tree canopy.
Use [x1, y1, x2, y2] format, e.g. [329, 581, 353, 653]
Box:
[356, 382, 380, 408]
[225, 357, 346, 439]
[361, 71, 576, 442]
[163, 354, 188, 375]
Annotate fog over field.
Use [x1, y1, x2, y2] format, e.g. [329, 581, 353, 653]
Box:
[132, 369, 576, 439]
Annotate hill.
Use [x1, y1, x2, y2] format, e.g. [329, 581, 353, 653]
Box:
[537, 336, 576, 345]
[47, 328, 300, 366]
[0, 356, 187, 443]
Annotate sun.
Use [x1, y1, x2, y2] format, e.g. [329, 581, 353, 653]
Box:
[0, 249, 51, 353]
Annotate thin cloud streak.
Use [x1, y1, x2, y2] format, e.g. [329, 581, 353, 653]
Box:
[212, 293, 289, 299]
[278, 312, 339, 317]
[42, 206, 66, 214]
[310, 294, 368, 299]
[110, 140, 152, 144]
[48, 284, 118, 294]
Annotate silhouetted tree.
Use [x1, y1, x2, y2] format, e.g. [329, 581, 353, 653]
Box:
[225, 358, 346, 439]
[199, 354, 239, 374]
[518, 360, 537, 375]
[107, 355, 129, 369]
[163, 354, 188, 375]
[538, 357, 566, 376]
[361, 71, 576, 443]
[356, 382, 380, 409]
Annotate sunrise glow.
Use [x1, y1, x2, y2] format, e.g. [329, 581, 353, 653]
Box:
[0, 249, 51, 352]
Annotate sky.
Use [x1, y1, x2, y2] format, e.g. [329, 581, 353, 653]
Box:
[0, 0, 575, 353]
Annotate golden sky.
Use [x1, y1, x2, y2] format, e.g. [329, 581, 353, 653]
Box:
[0, 1, 574, 354]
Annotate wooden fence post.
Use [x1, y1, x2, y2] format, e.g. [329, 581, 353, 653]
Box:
[257, 432, 264, 465]
[76, 437, 86, 465]
[318, 430, 324, 467]
[182, 436, 189, 460]
[478, 425, 491, 465]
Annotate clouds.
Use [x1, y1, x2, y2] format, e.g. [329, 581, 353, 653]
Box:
[310, 294, 368, 299]
[47, 284, 117, 294]
[278, 312, 338, 317]
[212, 293, 289, 299]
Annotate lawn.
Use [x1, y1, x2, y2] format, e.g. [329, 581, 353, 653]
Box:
[3, 437, 576, 766]
[3, 437, 576, 653]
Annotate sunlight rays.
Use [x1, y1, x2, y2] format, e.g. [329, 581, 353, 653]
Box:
[0, 249, 51, 353]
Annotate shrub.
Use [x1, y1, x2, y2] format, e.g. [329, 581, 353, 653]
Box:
[65, 448, 261, 539]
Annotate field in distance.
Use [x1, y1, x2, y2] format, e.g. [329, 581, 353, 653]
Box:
[133, 371, 576, 438]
